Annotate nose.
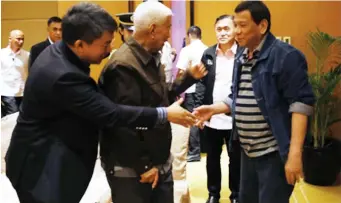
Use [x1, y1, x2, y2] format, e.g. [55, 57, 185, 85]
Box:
[235, 26, 241, 34]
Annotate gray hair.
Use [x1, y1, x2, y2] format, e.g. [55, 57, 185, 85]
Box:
[133, 1, 173, 32]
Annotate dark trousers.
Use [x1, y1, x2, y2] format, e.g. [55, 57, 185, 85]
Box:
[1, 96, 22, 117]
[183, 93, 201, 159]
[239, 150, 294, 203]
[106, 168, 174, 203]
[205, 127, 240, 200]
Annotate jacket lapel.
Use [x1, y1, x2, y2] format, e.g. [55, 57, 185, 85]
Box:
[202, 45, 217, 95]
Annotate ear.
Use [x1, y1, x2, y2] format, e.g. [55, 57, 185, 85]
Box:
[149, 24, 156, 36]
[74, 40, 84, 52]
[259, 19, 269, 35]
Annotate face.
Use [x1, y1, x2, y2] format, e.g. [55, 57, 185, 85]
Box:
[234, 10, 267, 48]
[48, 22, 62, 43]
[119, 28, 133, 42]
[9, 31, 24, 50]
[215, 17, 235, 45]
[75, 31, 113, 64]
[149, 16, 171, 53]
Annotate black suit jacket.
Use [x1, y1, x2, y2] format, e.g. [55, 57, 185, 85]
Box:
[195, 44, 243, 107]
[5, 41, 158, 203]
[29, 39, 51, 71]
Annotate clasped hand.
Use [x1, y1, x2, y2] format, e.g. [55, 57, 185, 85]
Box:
[167, 99, 214, 128]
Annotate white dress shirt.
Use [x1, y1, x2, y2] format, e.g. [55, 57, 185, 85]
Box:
[0, 46, 30, 97]
[160, 41, 175, 83]
[176, 39, 208, 93]
[206, 42, 237, 130]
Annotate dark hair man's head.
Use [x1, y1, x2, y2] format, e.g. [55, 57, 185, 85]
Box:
[214, 14, 235, 45]
[47, 16, 62, 43]
[187, 26, 202, 42]
[234, 1, 271, 49]
[62, 2, 118, 64]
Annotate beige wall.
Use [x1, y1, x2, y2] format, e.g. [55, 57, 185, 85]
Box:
[1, 1, 130, 81]
[1, 1, 58, 51]
[194, 1, 341, 71]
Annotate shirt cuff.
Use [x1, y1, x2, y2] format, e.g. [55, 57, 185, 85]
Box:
[223, 97, 233, 109]
[289, 102, 314, 116]
[156, 107, 168, 125]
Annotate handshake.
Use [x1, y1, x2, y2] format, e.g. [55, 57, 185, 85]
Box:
[166, 98, 215, 128]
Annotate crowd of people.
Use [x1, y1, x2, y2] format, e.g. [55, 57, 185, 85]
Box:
[1, 1, 315, 203]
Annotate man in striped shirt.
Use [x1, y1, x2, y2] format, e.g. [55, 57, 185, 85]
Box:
[194, 1, 315, 203]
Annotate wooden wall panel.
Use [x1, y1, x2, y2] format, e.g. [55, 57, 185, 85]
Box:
[1, 1, 58, 50]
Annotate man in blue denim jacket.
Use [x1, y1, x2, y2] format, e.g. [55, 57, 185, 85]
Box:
[194, 1, 315, 203]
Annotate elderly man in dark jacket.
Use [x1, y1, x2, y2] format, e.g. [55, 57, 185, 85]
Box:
[98, 1, 207, 203]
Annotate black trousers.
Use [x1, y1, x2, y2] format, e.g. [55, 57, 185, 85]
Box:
[239, 150, 294, 203]
[1, 96, 22, 117]
[106, 168, 174, 203]
[205, 126, 241, 200]
[183, 93, 201, 159]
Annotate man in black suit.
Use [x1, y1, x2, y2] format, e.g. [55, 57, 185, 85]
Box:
[195, 15, 241, 203]
[28, 16, 62, 70]
[5, 3, 197, 203]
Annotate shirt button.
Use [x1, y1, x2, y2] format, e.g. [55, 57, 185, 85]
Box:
[145, 165, 148, 169]
[109, 170, 114, 175]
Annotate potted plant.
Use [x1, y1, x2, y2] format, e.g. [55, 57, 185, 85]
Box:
[302, 29, 341, 186]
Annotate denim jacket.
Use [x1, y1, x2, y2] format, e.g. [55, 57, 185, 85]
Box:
[223, 33, 315, 161]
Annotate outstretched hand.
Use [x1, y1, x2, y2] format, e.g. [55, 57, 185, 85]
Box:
[192, 105, 215, 129]
[167, 98, 197, 127]
[188, 63, 208, 79]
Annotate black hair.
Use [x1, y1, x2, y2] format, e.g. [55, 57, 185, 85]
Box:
[234, 1, 271, 33]
[187, 26, 202, 39]
[62, 2, 118, 45]
[47, 16, 62, 26]
[215, 14, 234, 25]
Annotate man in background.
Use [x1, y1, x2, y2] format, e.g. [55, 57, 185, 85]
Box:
[195, 15, 240, 203]
[29, 16, 62, 69]
[177, 26, 207, 162]
[161, 39, 177, 85]
[1, 30, 29, 118]
[109, 12, 134, 58]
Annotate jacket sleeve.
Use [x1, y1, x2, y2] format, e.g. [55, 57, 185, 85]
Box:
[52, 69, 159, 129]
[194, 53, 209, 108]
[29, 45, 38, 72]
[168, 70, 197, 104]
[277, 50, 315, 116]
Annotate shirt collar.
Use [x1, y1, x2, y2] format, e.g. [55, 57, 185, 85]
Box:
[216, 41, 237, 56]
[48, 36, 54, 44]
[243, 34, 268, 59]
[6, 46, 21, 56]
[190, 39, 202, 45]
[60, 41, 90, 74]
[126, 36, 155, 66]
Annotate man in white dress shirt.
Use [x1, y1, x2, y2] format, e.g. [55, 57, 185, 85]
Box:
[1, 30, 29, 118]
[177, 26, 208, 162]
